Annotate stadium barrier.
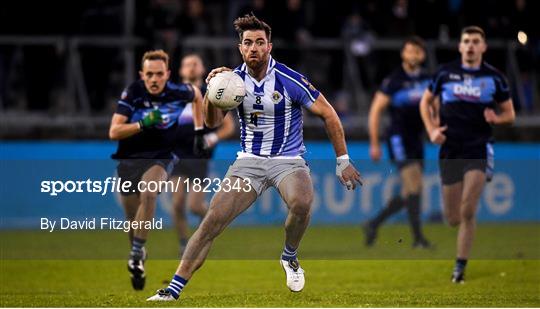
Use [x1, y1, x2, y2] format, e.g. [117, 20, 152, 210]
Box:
[0, 141, 538, 229]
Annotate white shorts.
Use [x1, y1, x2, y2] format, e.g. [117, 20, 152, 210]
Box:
[225, 152, 311, 195]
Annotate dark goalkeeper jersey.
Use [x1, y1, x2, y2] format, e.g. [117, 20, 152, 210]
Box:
[112, 80, 195, 159]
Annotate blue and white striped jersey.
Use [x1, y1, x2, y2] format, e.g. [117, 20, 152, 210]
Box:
[233, 56, 320, 156]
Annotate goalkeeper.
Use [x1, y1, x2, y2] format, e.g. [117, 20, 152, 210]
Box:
[109, 49, 205, 291]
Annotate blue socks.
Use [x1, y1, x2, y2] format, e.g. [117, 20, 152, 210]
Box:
[166, 274, 188, 299]
[454, 258, 468, 274]
[130, 237, 146, 260]
[281, 244, 297, 261]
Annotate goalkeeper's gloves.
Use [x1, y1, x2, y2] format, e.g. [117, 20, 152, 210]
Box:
[139, 109, 163, 129]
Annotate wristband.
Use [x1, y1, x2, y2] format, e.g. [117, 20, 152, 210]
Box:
[337, 154, 350, 161]
[336, 154, 351, 171]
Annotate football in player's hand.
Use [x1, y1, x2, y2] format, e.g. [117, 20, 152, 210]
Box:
[207, 71, 246, 110]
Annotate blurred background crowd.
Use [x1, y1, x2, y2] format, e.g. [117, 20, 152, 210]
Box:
[0, 0, 538, 139]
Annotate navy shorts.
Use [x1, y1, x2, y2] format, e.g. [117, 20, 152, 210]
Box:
[116, 157, 177, 196]
[387, 134, 424, 169]
[439, 141, 494, 185]
[171, 158, 210, 179]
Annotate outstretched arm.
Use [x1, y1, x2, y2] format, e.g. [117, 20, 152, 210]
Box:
[309, 94, 348, 156]
[308, 94, 362, 189]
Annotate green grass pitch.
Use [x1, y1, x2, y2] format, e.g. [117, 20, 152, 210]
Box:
[1, 224, 539, 307]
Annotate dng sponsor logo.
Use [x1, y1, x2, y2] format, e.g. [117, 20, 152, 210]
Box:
[453, 84, 481, 98]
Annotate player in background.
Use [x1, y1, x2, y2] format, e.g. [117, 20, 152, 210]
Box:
[171, 53, 236, 255]
[364, 36, 432, 248]
[109, 50, 205, 290]
[419, 26, 515, 283]
[147, 14, 362, 301]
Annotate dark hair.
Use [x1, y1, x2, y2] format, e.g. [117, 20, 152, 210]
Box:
[402, 35, 426, 51]
[141, 49, 169, 69]
[233, 13, 272, 41]
[461, 26, 486, 39]
[181, 53, 204, 64]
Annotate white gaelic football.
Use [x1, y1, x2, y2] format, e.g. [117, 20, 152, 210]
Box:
[207, 71, 246, 110]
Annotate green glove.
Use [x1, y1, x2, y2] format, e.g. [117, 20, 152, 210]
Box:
[139, 109, 163, 129]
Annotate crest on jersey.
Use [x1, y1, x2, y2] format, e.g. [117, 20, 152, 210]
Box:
[121, 90, 128, 100]
[272, 91, 283, 103]
[144, 100, 151, 107]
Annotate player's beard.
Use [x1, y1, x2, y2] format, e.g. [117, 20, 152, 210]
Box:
[245, 54, 268, 72]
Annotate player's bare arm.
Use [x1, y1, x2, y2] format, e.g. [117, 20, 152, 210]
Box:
[420, 89, 446, 145]
[217, 113, 236, 139]
[484, 99, 516, 125]
[192, 86, 209, 156]
[309, 93, 362, 189]
[368, 91, 391, 161]
[207, 113, 235, 147]
[109, 114, 142, 140]
[191, 86, 205, 129]
[204, 93, 227, 128]
[431, 95, 441, 127]
[203, 112, 236, 148]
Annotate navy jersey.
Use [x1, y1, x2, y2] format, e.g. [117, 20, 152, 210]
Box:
[174, 84, 216, 158]
[379, 66, 430, 139]
[112, 80, 195, 159]
[429, 60, 510, 145]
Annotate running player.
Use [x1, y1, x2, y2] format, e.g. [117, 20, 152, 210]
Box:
[419, 26, 515, 283]
[364, 36, 431, 248]
[147, 14, 362, 301]
[109, 50, 205, 290]
[171, 53, 236, 255]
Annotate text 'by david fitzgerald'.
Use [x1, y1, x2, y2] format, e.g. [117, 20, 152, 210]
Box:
[40, 217, 163, 232]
